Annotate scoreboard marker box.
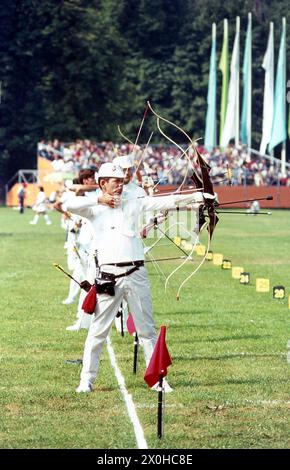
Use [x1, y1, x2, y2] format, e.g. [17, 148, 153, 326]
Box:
[240, 272, 250, 284]
[272, 286, 285, 299]
[232, 267, 244, 279]
[195, 244, 206, 256]
[206, 250, 213, 261]
[213, 253, 223, 266]
[222, 259, 232, 270]
[256, 278, 270, 293]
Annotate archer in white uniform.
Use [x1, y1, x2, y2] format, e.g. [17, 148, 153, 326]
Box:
[30, 186, 52, 225]
[112, 154, 149, 334]
[64, 162, 204, 393]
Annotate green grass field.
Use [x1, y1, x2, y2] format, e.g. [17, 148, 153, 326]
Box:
[0, 206, 290, 449]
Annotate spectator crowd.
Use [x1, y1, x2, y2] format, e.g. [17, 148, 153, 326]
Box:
[38, 139, 290, 187]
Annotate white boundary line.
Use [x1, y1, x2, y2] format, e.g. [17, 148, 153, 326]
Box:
[106, 336, 148, 449]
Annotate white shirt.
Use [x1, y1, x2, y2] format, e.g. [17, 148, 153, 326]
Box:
[34, 191, 47, 212]
[64, 191, 203, 266]
[122, 181, 147, 199]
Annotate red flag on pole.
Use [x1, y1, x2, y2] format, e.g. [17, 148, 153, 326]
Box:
[144, 325, 172, 388]
[126, 313, 136, 335]
[82, 284, 97, 314]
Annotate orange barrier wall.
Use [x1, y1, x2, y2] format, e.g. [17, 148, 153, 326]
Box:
[6, 156, 290, 208]
[6, 183, 39, 208]
[156, 185, 290, 208]
[7, 183, 290, 208]
[37, 156, 65, 196]
[6, 157, 67, 206]
[213, 185, 290, 208]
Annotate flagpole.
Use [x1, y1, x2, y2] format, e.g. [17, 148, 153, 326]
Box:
[235, 16, 240, 147]
[157, 375, 163, 438]
[269, 17, 287, 164]
[219, 19, 229, 145]
[241, 12, 252, 149]
[248, 12, 252, 149]
[281, 17, 286, 177]
[120, 310, 124, 337]
[214, 22, 217, 149]
[260, 22, 274, 156]
[133, 332, 139, 374]
[204, 22, 217, 151]
[220, 17, 240, 147]
[269, 21, 274, 159]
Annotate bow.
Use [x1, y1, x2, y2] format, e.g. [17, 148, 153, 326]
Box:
[174, 147, 219, 300]
[146, 103, 220, 299]
[120, 103, 219, 299]
[147, 102, 198, 194]
[193, 146, 219, 241]
[145, 104, 210, 297]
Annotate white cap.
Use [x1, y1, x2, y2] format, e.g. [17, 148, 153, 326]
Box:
[98, 162, 125, 179]
[64, 179, 73, 188]
[113, 153, 134, 169]
[94, 171, 99, 182]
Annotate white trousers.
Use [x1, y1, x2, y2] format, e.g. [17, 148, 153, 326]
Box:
[80, 266, 157, 385]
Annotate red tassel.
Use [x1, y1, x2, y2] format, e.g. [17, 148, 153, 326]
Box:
[82, 284, 97, 314]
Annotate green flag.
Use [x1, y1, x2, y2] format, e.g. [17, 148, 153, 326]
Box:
[287, 80, 290, 137]
[260, 22, 274, 155]
[240, 13, 252, 147]
[219, 19, 229, 144]
[204, 23, 217, 151]
[269, 18, 286, 151]
[220, 17, 240, 147]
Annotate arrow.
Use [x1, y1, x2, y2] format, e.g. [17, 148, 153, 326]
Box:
[219, 196, 273, 206]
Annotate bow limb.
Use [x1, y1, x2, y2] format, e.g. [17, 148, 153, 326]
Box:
[118, 102, 149, 152]
[151, 141, 193, 192]
[117, 125, 135, 146]
[148, 101, 202, 188]
[148, 101, 194, 148]
[132, 103, 150, 154]
[175, 150, 219, 299]
[164, 234, 199, 292]
[176, 226, 211, 300]
[156, 118, 192, 193]
[134, 131, 154, 175]
[164, 215, 204, 292]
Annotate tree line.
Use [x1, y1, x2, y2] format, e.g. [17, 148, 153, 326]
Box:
[0, 0, 289, 199]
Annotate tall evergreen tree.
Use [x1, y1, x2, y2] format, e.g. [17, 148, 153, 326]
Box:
[1, 0, 290, 198]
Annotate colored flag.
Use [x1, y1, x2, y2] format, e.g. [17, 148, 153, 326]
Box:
[221, 17, 240, 148]
[269, 18, 287, 151]
[240, 13, 252, 147]
[204, 23, 217, 151]
[288, 95, 290, 138]
[260, 22, 274, 155]
[219, 19, 229, 144]
[144, 325, 172, 388]
[126, 313, 136, 335]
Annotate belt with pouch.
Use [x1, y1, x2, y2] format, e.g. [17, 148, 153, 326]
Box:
[104, 260, 144, 268]
[95, 265, 140, 297]
[96, 261, 144, 297]
[100, 265, 140, 281]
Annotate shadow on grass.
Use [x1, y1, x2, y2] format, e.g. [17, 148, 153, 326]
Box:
[176, 334, 270, 344]
[154, 309, 209, 316]
[177, 376, 290, 387]
[174, 351, 285, 361]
